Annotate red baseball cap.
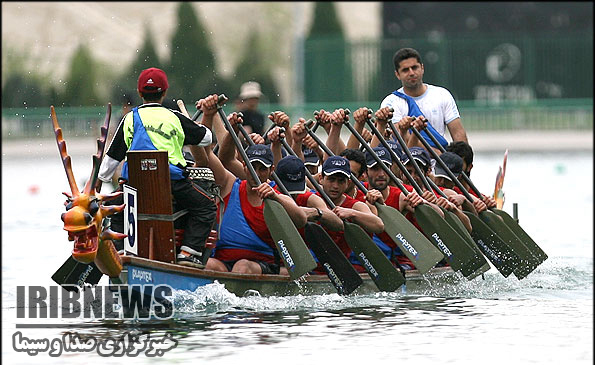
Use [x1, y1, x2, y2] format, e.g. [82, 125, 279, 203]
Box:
[137, 67, 169, 94]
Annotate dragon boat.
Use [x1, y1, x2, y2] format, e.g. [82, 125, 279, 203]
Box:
[51, 104, 472, 298]
[115, 256, 459, 297]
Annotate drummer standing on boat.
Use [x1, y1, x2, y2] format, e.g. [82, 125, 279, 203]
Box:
[380, 47, 468, 152]
[97, 67, 217, 269]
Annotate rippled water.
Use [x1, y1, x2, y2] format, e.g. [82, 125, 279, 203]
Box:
[2, 146, 592, 364]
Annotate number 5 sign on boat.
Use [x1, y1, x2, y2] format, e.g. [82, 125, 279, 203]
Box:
[124, 185, 137, 255]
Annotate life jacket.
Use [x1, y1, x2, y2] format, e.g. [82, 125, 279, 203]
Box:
[121, 107, 186, 181]
[213, 179, 276, 263]
[392, 90, 448, 149]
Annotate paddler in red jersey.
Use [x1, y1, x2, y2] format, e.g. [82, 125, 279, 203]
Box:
[317, 155, 385, 272]
[358, 146, 428, 270]
[201, 112, 307, 275]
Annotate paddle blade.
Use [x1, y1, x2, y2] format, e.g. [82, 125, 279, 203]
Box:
[51, 256, 103, 292]
[305, 223, 363, 295]
[491, 208, 548, 263]
[343, 222, 405, 292]
[479, 210, 540, 280]
[465, 211, 516, 277]
[263, 199, 317, 280]
[494, 166, 505, 209]
[441, 209, 490, 279]
[375, 203, 443, 274]
[414, 204, 482, 274]
[493, 149, 508, 209]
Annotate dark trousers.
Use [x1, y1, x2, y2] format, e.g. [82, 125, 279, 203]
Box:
[171, 178, 217, 253]
[106, 178, 217, 254]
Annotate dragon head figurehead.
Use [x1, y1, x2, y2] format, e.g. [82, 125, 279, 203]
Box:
[52, 104, 126, 272]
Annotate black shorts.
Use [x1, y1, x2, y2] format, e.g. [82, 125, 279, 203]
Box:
[221, 260, 280, 275]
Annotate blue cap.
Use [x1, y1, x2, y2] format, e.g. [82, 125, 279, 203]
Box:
[275, 156, 307, 194]
[366, 146, 392, 168]
[245, 144, 273, 168]
[322, 156, 351, 178]
[302, 147, 320, 166]
[434, 152, 463, 181]
[402, 147, 431, 169]
[385, 139, 403, 161]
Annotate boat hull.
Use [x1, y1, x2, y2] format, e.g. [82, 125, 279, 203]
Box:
[115, 256, 462, 296]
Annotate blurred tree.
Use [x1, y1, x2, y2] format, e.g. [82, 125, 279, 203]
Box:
[111, 26, 162, 104]
[232, 31, 279, 104]
[1, 42, 52, 107]
[1, 73, 48, 108]
[308, 2, 345, 38]
[304, 2, 352, 102]
[167, 2, 227, 103]
[61, 44, 100, 106]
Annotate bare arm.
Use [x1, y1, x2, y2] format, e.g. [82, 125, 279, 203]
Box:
[269, 111, 293, 148]
[255, 183, 307, 228]
[306, 194, 344, 231]
[446, 118, 468, 143]
[333, 202, 384, 234]
[205, 145, 237, 199]
[347, 107, 369, 150]
[215, 112, 247, 179]
[267, 126, 285, 167]
[290, 118, 308, 161]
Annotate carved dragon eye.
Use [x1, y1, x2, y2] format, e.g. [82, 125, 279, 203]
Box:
[84, 212, 93, 225]
[89, 200, 99, 216]
[65, 201, 74, 211]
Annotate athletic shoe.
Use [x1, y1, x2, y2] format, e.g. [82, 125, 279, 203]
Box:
[177, 246, 206, 269]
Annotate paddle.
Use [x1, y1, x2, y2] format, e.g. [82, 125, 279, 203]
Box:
[281, 126, 405, 292]
[389, 121, 517, 278]
[343, 113, 481, 277]
[51, 103, 113, 291]
[302, 120, 444, 275]
[410, 126, 542, 279]
[236, 122, 362, 295]
[215, 96, 317, 281]
[493, 149, 508, 209]
[482, 149, 547, 264]
[367, 112, 491, 279]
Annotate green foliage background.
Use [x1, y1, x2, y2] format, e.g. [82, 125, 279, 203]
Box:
[2, 3, 282, 108]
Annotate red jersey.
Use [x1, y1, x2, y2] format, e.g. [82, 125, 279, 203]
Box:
[453, 185, 479, 198]
[352, 188, 366, 202]
[359, 182, 415, 270]
[314, 192, 358, 259]
[232, 179, 274, 245]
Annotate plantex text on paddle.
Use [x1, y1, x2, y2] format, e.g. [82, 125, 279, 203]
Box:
[16, 285, 174, 319]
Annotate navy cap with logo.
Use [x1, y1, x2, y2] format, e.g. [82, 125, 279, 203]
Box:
[366, 146, 393, 168]
[245, 144, 274, 168]
[434, 152, 463, 182]
[276, 156, 307, 194]
[402, 147, 432, 169]
[385, 139, 403, 161]
[302, 147, 320, 166]
[322, 156, 351, 178]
